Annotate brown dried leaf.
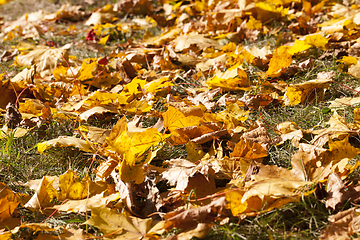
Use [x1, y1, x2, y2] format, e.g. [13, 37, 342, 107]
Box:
[242, 122, 272, 150]
[164, 197, 226, 230]
[321, 208, 356, 240]
[160, 159, 214, 191]
[5, 102, 22, 129]
[326, 173, 360, 210]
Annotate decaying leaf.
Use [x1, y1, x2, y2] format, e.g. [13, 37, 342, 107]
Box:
[160, 159, 215, 192]
[164, 197, 226, 233]
[4, 102, 22, 129]
[321, 207, 359, 240]
[326, 173, 360, 210]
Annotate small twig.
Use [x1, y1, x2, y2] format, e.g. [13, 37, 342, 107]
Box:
[330, 80, 360, 96]
[42, 199, 69, 223]
[86, 150, 99, 176]
[15, 84, 35, 107]
[258, 107, 282, 134]
[86, 69, 104, 92]
[61, 54, 82, 99]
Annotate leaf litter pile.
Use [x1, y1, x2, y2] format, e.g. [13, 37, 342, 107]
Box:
[3, 0, 360, 239]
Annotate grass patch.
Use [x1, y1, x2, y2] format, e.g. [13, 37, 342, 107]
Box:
[208, 194, 330, 240]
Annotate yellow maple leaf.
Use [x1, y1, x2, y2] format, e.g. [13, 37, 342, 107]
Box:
[24, 177, 57, 209]
[207, 65, 249, 90]
[288, 39, 312, 55]
[53, 65, 70, 81]
[338, 56, 358, 65]
[0, 183, 20, 221]
[267, 45, 292, 78]
[84, 90, 119, 108]
[246, 16, 262, 30]
[121, 99, 152, 114]
[85, 206, 165, 238]
[106, 117, 168, 183]
[254, 2, 289, 22]
[120, 77, 147, 97]
[305, 34, 328, 50]
[217, 103, 249, 130]
[230, 138, 268, 159]
[77, 59, 98, 81]
[18, 99, 44, 117]
[144, 76, 174, 94]
[37, 136, 95, 153]
[328, 137, 360, 163]
[163, 106, 203, 133]
[284, 79, 330, 106]
[58, 170, 107, 201]
[226, 179, 309, 216]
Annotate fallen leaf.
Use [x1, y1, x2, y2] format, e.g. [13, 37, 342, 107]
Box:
[24, 176, 57, 209]
[164, 197, 226, 231]
[37, 136, 95, 153]
[0, 183, 20, 221]
[53, 192, 120, 213]
[14, 46, 69, 77]
[326, 173, 360, 210]
[85, 206, 164, 239]
[321, 207, 357, 240]
[267, 45, 292, 78]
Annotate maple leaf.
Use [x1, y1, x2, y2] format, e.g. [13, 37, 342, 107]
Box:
[325, 173, 360, 211]
[24, 176, 57, 209]
[226, 179, 310, 217]
[207, 64, 250, 90]
[283, 79, 331, 106]
[321, 207, 359, 240]
[58, 170, 107, 201]
[0, 183, 20, 222]
[85, 4, 118, 26]
[53, 192, 120, 213]
[37, 136, 95, 153]
[85, 206, 165, 239]
[230, 138, 268, 159]
[267, 45, 292, 78]
[105, 117, 168, 183]
[163, 105, 217, 144]
[164, 197, 226, 234]
[14, 45, 70, 77]
[173, 33, 221, 52]
[160, 159, 215, 192]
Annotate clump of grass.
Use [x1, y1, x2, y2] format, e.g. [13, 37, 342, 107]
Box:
[208, 194, 330, 240]
[0, 119, 90, 186]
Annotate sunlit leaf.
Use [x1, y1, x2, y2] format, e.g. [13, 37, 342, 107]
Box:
[267, 46, 292, 78]
[85, 206, 164, 238]
[0, 183, 20, 221]
[37, 136, 95, 153]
